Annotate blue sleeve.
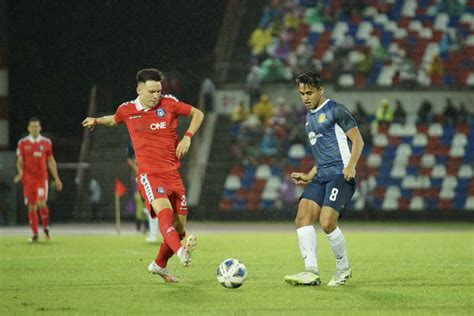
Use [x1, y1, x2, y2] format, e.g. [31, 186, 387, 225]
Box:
[334, 103, 357, 132]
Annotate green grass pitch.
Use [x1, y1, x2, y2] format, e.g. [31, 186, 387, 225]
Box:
[1, 223, 473, 315]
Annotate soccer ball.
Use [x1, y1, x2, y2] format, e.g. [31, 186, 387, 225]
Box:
[216, 258, 248, 289]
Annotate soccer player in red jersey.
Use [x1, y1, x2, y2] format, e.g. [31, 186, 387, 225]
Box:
[14, 117, 63, 242]
[82, 68, 204, 283]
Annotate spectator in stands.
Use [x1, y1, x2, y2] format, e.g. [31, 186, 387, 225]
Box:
[259, 56, 289, 82]
[458, 102, 471, 124]
[429, 54, 444, 85]
[88, 178, 102, 222]
[230, 101, 249, 138]
[352, 101, 368, 124]
[417, 100, 434, 125]
[260, 127, 279, 158]
[373, 98, 394, 128]
[199, 78, 216, 112]
[392, 100, 407, 125]
[272, 97, 289, 125]
[357, 48, 374, 74]
[248, 26, 273, 57]
[253, 94, 274, 125]
[245, 65, 263, 107]
[443, 98, 458, 126]
[231, 101, 249, 124]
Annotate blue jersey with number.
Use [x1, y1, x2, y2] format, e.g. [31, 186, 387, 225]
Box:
[305, 99, 357, 180]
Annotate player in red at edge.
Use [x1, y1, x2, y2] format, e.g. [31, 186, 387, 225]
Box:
[14, 117, 63, 242]
[82, 68, 204, 283]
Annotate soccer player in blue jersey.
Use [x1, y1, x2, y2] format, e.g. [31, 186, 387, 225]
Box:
[284, 71, 364, 286]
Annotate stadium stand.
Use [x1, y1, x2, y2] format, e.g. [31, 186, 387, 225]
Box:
[246, 0, 474, 88]
[209, 0, 474, 217]
[219, 98, 474, 214]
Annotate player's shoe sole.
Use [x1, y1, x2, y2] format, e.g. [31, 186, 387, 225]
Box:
[148, 262, 179, 283]
[180, 234, 197, 267]
[327, 268, 352, 286]
[284, 272, 321, 286]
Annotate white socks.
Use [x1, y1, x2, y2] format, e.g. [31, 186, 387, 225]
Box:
[296, 225, 318, 273]
[326, 226, 349, 271]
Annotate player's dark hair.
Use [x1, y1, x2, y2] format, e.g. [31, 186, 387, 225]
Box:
[28, 117, 41, 124]
[136, 68, 164, 84]
[295, 71, 323, 89]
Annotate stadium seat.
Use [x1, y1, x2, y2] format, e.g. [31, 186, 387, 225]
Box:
[255, 165, 272, 180]
[431, 165, 447, 178]
[373, 134, 389, 147]
[224, 175, 241, 191]
[409, 197, 424, 211]
[427, 123, 443, 137]
[458, 164, 473, 178]
[465, 197, 474, 211]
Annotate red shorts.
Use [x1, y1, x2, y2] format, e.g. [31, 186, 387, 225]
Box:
[23, 179, 48, 206]
[137, 170, 188, 217]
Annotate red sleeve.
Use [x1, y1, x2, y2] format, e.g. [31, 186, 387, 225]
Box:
[114, 105, 125, 124]
[16, 141, 23, 157]
[174, 101, 193, 117]
[46, 142, 53, 158]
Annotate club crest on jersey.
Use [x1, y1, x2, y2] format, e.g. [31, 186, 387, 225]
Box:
[156, 187, 165, 194]
[318, 114, 326, 123]
[156, 109, 166, 117]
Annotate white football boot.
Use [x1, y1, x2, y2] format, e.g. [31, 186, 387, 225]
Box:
[148, 261, 179, 283]
[179, 234, 197, 267]
[327, 268, 352, 286]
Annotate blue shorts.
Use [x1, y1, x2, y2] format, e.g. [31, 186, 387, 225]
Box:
[300, 174, 356, 214]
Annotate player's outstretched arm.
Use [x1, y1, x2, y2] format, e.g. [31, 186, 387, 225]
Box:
[82, 115, 118, 130]
[343, 126, 364, 181]
[176, 107, 204, 159]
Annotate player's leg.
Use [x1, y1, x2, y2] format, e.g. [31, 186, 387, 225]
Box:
[285, 180, 325, 286]
[38, 180, 50, 240]
[24, 183, 39, 242]
[320, 176, 355, 286]
[146, 202, 159, 243]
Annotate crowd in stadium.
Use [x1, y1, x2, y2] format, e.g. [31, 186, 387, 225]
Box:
[246, 0, 474, 87]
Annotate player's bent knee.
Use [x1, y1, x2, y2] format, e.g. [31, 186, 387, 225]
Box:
[319, 220, 336, 234]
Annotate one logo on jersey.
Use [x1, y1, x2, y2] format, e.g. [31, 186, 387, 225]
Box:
[129, 115, 141, 119]
[33, 151, 43, 157]
[156, 187, 165, 194]
[308, 131, 323, 145]
[156, 109, 166, 117]
[318, 113, 326, 123]
[39, 145, 44, 151]
[150, 122, 167, 130]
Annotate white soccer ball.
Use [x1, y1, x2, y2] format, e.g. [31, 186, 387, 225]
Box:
[216, 258, 248, 289]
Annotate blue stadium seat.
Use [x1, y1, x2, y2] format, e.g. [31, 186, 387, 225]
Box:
[400, 189, 413, 199]
[431, 178, 443, 188]
[424, 198, 438, 211]
[411, 146, 425, 156]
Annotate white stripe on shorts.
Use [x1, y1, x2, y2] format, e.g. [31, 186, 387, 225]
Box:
[139, 174, 154, 204]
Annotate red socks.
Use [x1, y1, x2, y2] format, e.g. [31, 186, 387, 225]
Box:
[155, 231, 185, 268]
[39, 206, 49, 228]
[157, 208, 182, 254]
[28, 211, 38, 235]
